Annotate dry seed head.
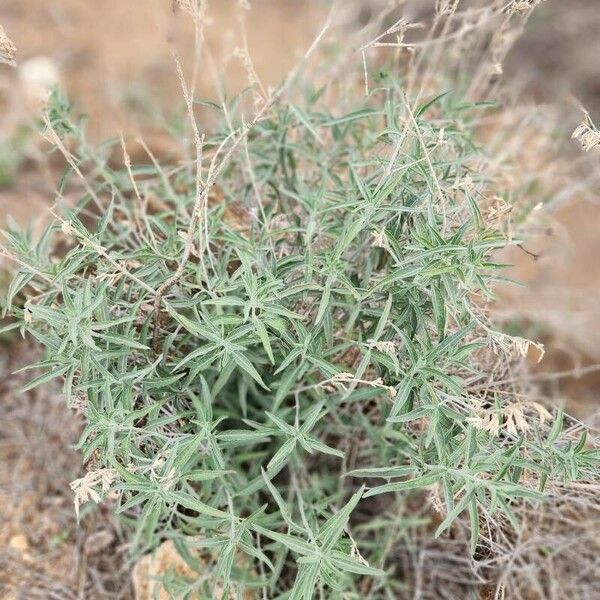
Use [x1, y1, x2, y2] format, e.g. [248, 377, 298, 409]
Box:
[503, 403, 530, 436]
[529, 401, 552, 425]
[366, 340, 397, 356]
[0, 25, 16, 67]
[469, 401, 550, 438]
[70, 468, 118, 517]
[327, 372, 397, 398]
[371, 230, 389, 249]
[173, 0, 194, 13]
[468, 410, 501, 437]
[173, 0, 207, 19]
[61, 220, 75, 236]
[508, 0, 544, 15]
[486, 196, 512, 225]
[233, 46, 261, 90]
[455, 173, 474, 193]
[435, 0, 459, 17]
[389, 18, 411, 42]
[572, 114, 600, 152]
[490, 332, 545, 362]
[362, 17, 417, 53]
[331, 372, 355, 383]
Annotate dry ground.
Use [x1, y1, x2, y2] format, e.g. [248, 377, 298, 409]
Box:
[501, 0, 600, 422]
[0, 339, 132, 599]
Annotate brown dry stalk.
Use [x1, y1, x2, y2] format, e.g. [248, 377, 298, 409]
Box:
[150, 95, 275, 353]
[119, 134, 143, 203]
[403, 92, 448, 231]
[40, 113, 104, 212]
[572, 112, 600, 152]
[151, 16, 332, 353]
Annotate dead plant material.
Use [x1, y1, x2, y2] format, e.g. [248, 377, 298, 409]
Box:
[572, 112, 600, 152]
[0, 24, 16, 67]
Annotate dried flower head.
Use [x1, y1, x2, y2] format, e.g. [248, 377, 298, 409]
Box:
[233, 46, 261, 91]
[173, 0, 194, 13]
[469, 401, 552, 438]
[468, 410, 501, 437]
[572, 114, 600, 152]
[435, 0, 459, 17]
[508, 0, 544, 15]
[371, 230, 389, 249]
[454, 173, 475, 193]
[70, 468, 118, 518]
[61, 220, 75, 236]
[366, 340, 397, 356]
[490, 332, 545, 362]
[0, 25, 16, 67]
[503, 403, 530, 436]
[325, 372, 396, 398]
[331, 372, 355, 384]
[172, 0, 207, 19]
[486, 196, 512, 225]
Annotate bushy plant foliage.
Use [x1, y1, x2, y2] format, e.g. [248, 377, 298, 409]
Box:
[2, 74, 598, 599]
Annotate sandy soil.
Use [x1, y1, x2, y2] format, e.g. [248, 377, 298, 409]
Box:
[499, 0, 600, 416]
[477, 0, 600, 420]
[0, 0, 324, 135]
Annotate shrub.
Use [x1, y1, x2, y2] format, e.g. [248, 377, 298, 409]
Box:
[2, 2, 598, 598]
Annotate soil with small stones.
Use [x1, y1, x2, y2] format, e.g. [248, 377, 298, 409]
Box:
[0, 1, 599, 598]
[0, 339, 132, 599]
